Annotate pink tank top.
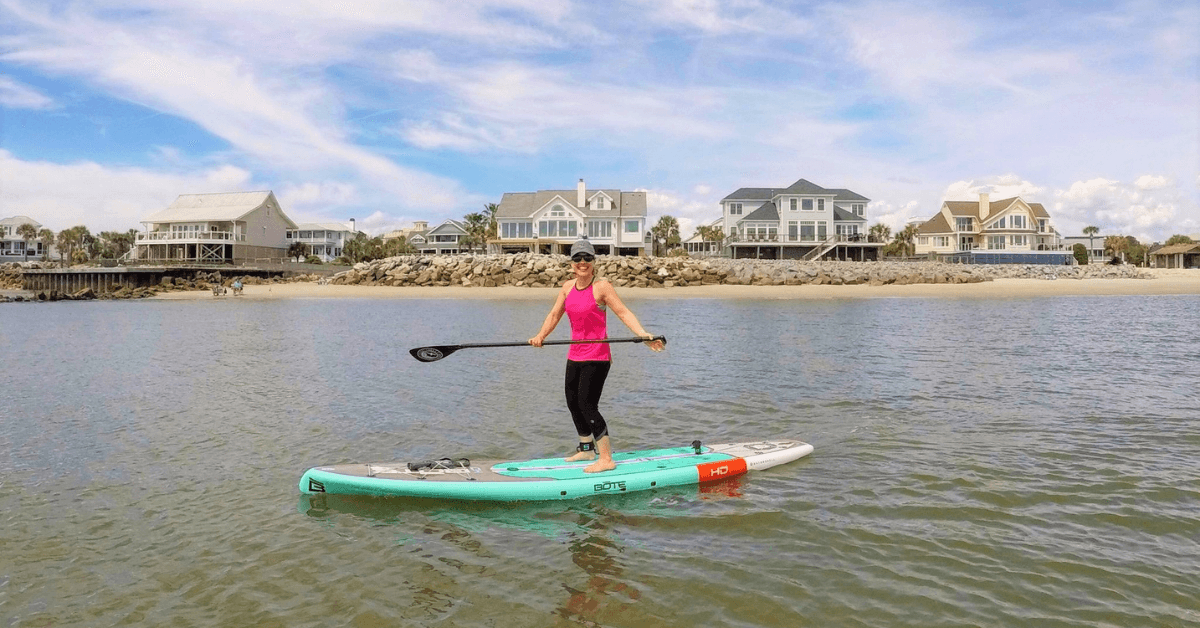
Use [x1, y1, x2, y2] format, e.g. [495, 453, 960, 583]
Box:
[565, 280, 611, 362]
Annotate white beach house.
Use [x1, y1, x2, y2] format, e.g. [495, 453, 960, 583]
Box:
[135, 191, 297, 263]
[492, 179, 647, 256]
[0, 216, 49, 262]
[286, 220, 360, 262]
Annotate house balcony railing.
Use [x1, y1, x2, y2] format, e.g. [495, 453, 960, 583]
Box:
[730, 233, 883, 244]
[137, 231, 244, 242]
[288, 236, 343, 244]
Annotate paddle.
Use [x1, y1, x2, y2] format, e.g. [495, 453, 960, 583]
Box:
[410, 335, 667, 363]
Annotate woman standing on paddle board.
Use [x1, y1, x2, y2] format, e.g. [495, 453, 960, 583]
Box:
[529, 237, 665, 473]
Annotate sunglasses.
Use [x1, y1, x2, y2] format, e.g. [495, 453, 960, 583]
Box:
[571, 253, 595, 263]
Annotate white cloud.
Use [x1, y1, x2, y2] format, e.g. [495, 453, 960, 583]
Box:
[0, 149, 253, 232]
[390, 53, 730, 152]
[2, 0, 469, 210]
[0, 74, 53, 108]
[1134, 174, 1170, 190]
[624, 0, 810, 34]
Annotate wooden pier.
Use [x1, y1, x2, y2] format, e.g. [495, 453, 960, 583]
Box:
[20, 266, 287, 293]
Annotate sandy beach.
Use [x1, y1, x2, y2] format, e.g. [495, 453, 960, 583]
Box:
[150, 268, 1200, 301]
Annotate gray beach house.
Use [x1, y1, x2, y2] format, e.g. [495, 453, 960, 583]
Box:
[134, 191, 297, 263]
[720, 178, 879, 260]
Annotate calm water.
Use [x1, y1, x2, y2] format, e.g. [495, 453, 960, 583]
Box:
[1, 293, 1198, 627]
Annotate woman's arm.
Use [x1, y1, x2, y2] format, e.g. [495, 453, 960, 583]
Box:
[529, 282, 570, 346]
[595, 281, 665, 352]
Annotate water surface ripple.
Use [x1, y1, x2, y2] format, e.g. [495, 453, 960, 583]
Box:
[2, 295, 1198, 627]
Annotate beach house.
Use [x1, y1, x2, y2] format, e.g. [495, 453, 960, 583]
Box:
[134, 191, 296, 263]
[683, 218, 724, 257]
[286, 220, 359, 262]
[719, 178, 879, 260]
[914, 193, 1066, 263]
[1150, 242, 1200, 269]
[491, 179, 647, 256]
[0, 216, 48, 262]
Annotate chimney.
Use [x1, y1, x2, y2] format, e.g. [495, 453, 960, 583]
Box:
[349, 218, 356, 233]
[978, 192, 991, 221]
[577, 178, 586, 208]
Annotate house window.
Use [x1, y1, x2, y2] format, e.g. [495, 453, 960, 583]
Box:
[1011, 235, 1027, 246]
[1039, 219, 1048, 233]
[624, 220, 639, 233]
[919, 236, 928, 245]
[853, 203, 864, 215]
[729, 203, 742, 215]
[935, 236, 949, 247]
[800, 221, 815, 241]
[988, 235, 1006, 249]
[817, 222, 827, 240]
[588, 221, 612, 239]
[788, 221, 798, 241]
[790, 198, 798, 211]
[502, 222, 533, 238]
[549, 204, 566, 217]
[1011, 215, 1026, 229]
[956, 217, 974, 231]
[434, 234, 458, 243]
[539, 221, 577, 237]
[817, 199, 825, 211]
[802, 199, 813, 211]
[994, 217, 1006, 229]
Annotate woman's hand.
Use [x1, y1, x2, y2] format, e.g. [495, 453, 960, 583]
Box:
[529, 335, 546, 347]
[641, 335, 665, 352]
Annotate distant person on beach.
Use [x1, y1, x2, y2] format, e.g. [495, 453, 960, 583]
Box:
[529, 237, 665, 473]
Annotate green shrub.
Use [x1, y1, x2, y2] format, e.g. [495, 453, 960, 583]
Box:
[1072, 243, 1088, 265]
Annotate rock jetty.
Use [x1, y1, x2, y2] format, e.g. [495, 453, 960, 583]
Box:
[328, 254, 1152, 289]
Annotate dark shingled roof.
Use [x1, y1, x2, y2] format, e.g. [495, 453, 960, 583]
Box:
[741, 201, 779, 221]
[833, 206, 865, 222]
[721, 187, 779, 201]
[722, 180, 870, 203]
[780, 178, 833, 195]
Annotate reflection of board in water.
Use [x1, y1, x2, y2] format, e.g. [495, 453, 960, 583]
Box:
[298, 440, 813, 502]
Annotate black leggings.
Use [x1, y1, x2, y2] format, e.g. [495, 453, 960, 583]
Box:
[564, 360, 611, 440]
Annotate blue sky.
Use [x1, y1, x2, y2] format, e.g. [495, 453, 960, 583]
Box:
[1, 0, 1197, 242]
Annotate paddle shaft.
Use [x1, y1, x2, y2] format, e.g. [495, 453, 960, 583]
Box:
[457, 336, 662, 350]
[409, 335, 666, 362]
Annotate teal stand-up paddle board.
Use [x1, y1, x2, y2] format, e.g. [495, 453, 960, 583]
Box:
[298, 440, 812, 501]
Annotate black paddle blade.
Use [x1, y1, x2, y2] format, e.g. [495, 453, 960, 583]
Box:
[409, 346, 459, 362]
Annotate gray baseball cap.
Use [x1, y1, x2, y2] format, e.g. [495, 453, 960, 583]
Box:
[569, 238, 596, 258]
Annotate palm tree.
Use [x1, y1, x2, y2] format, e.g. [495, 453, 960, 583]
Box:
[894, 224, 919, 257]
[868, 223, 891, 244]
[650, 216, 681, 257]
[1104, 235, 1127, 263]
[287, 241, 309, 262]
[38, 229, 54, 261]
[17, 223, 38, 262]
[461, 212, 489, 253]
[56, 230, 72, 265]
[1083, 225, 1100, 263]
[483, 203, 499, 240]
[696, 224, 725, 255]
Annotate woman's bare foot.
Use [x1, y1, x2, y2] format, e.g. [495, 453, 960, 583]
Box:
[564, 450, 596, 462]
[583, 436, 616, 473]
[583, 458, 617, 473]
